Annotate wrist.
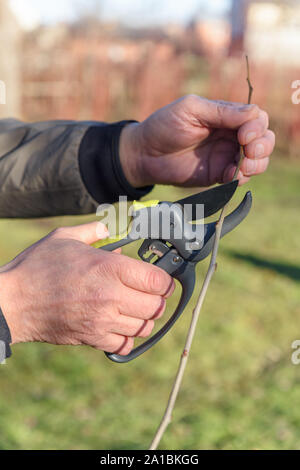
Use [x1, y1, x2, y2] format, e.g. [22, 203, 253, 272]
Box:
[119, 122, 147, 188]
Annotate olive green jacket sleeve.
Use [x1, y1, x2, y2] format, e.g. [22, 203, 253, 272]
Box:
[0, 118, 152, 218]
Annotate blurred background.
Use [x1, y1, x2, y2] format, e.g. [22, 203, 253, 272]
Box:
[0, 0, 299, 450]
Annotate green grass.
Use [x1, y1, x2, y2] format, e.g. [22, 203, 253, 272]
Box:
[0, 154, 300, 450]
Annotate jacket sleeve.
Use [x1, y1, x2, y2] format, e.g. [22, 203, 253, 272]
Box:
[0, 119, 153, 218]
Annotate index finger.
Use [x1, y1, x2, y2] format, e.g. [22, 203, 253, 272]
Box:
[116, 254, 174, 297]
[190, 96, 260, 130]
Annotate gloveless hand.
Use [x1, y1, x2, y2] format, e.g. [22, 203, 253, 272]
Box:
[0, 222, 174, 355]
[120, 95, 275, 188]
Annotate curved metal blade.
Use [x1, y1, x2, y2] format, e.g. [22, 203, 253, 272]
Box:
[192, 191, 252, 262]
[176, 180, 238, 221]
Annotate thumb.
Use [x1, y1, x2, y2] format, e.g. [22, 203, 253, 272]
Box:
[52, 221, 109, 245]
[194, 98, 259, 130]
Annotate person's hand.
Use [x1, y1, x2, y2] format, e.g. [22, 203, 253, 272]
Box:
[120, 95, 275, 188]
[0, 222, 174, 355]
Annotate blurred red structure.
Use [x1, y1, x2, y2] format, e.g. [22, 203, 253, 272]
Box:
[21, 25, 185, 123]
[11, 9, 299, 159]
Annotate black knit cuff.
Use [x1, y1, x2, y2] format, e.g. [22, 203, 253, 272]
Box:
[0, 307, 12, 360]
[79, 121, 154, 204]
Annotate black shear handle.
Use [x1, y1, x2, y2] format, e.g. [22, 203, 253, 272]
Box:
[105, 255, 196, 363]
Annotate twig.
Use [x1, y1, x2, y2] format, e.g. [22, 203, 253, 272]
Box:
[234, 55, 253, 177]
[149, 56, 253, 450]
[246, 55, 254, 105]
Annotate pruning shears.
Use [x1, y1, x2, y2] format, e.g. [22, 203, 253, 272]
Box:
[94, 181, 252, 363]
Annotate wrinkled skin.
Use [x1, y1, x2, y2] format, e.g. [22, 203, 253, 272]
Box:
[120, 95, 275, 188]
[0, 222, 174, 355]
[1, 95, 275, 355]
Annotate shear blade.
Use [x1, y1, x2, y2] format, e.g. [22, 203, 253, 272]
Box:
[176, 180, 238, 221]
[193, 191, 253, 262]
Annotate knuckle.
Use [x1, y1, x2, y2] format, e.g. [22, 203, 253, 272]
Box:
[99, 305, 119, 328]
[216, 101, 224, 121]
[50, 227, 66, 238]
[183, 93, 198, 107]
[96, 255, 120, 280]
[91, 337, 106, 351]
[90, 305, 116, 335]
[110, 256, 127, 278]
[83, 328, 107, 350]
[81, 313, 105, 338]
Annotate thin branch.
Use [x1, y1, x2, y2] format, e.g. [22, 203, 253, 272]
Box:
[149, 56, 253, 450]
[234, 56, 253, 178]
[246, 55, 254, 105]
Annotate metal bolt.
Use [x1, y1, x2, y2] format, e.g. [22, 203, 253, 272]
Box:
[173, 255, 182, 264]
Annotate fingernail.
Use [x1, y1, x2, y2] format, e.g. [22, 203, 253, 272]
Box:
[255, 143, 265, 158]
[245, 159, 257, 174]
[245, 132, 256, 144]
